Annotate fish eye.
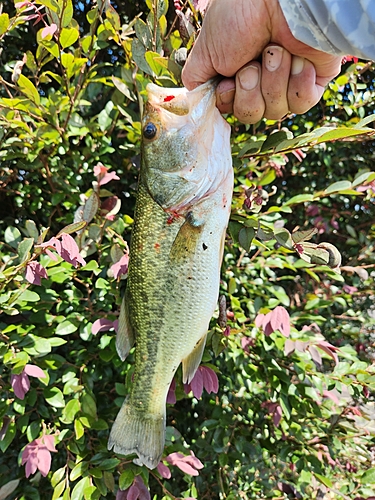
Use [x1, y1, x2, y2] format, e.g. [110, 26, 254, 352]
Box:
[143, 122, 157, 140]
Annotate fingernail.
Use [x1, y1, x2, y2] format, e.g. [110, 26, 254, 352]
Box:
[264, 46, 283, 72]
[291, 56, 305, 75]
[218, 88, 235, 105]
[239, 65, 259, 91]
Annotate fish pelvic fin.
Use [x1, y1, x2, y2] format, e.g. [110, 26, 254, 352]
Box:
[182, 334, 207, 384]
[116, 291, 135, 361]
[108, 396, 165, 470]
[169, 212, 203, 263]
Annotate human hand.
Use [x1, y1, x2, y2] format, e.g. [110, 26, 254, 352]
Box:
[181, 0, 342, 123]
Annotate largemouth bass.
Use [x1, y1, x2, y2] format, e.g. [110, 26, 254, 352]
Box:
[108, 80, 233, 469]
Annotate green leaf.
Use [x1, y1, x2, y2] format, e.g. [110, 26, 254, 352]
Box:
[40, 40, 60, 58]
[60, 0, 73, 27]
[60, 27, 79, 48]
[82, 192, 99, 223]
[25, 220, 39, 240]
[0, 13, 10, 35]
[97, 458, 120, 471]
[274, 228, 294, 250]
[70, 461, 89, 481]
[5, 226, 21, 248]
[74, 418, 84, 440]
[17, 74, 40, 105]
[0, 480, 20, 500]
[71, 477, 90, 500]
[56, 221, 86, 237]
[81, 393, 97, 419]
[283, 194, 314, 206]
[119, 470, 135, 491]
[61, 399, 80, 424]
[238, 227, 255, 252]
[16, 290, 40, 303]
[361, 468, 375, 484]
[56, 320, 78, 335]
[18, 238, 34, 263]
[44, 387, 65, 408]
[52, 480, 66, 500]
[325, 180, 352, 194]
[261, 130, 292, 152]
[51, 467, 66, 488]
[0, 421, 16, 452]
[131, 39, 153, 75]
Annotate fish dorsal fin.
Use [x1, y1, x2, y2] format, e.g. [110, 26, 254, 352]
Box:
[116, 290, 135, 361]
[169, 211, 204, 263]
[182, 334, 207, 384]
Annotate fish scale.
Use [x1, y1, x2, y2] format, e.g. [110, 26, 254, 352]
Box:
[108, 80, 233, 469]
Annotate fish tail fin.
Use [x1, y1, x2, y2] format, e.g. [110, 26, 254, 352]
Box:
[108, 397, 165, 470]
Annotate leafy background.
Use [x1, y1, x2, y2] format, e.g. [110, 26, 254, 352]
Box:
[1, 0, 375, 499]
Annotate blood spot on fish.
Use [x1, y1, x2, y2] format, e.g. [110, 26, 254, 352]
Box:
[164, 95, 175, 102]
[222, 193, 228, 208]
[167, 211, 181, 225]
[154, 243, 160, 250]
[202, 243, 208, 251]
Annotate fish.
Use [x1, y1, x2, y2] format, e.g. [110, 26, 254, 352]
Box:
[108, 79, 233, 469]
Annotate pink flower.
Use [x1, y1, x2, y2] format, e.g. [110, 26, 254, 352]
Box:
[157, 461, 171, 479]
[11, 364, 46, 400]
[25, 261, 48, 285]
[166, 378, 176, 404]
[91, 318, 118, 335]
[38, 233, 86, 268]
[94, 163, 119, 186]
[22, 434, 57, 478]
[184, 366, 219, 399]
[111, 254, 129, 279]
[255, 306, 290, 338]
[165, 451, 203, 476]
[116, 475, 150, 500]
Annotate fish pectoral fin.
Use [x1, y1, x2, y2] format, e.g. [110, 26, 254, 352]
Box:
[169, 211, 204, 262]
[116, 291, 135, 361]
[182, 334, 207, 384]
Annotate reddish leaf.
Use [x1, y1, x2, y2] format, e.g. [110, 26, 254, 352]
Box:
[157, 462, 171, 479]
[24, 364, 45, 379]
[166, 378, 176, 404]
[41, 23, 57, 38]
[166, 452, 203, 476]
[94, 162, 120, 186]
[201, 366, 219, 394]
[309, 345, 322, 367]
[189, 369, 203, 399]
[25, 261, 48, 285]
[323, 390, 340, 405]
[111, 254, 129, 279]
[11, 372, 30, 399]
[273, 405, 282, 427]
[284, 339, 295, 356]
[92, 319, 117, 335]
[316, 341, 339, 365]
[270, 306, 290, 337]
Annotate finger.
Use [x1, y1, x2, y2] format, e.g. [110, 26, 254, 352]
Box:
[232, 62, 265, 124]
[261, 45, 291, 120]
[216, 78, 235, 114]
[287, 56, 323, 114]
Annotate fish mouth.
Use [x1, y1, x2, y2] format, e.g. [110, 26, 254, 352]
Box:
[145, 79, 219, 119]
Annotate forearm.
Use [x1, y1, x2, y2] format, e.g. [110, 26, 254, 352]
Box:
[278, 0, 375, 60]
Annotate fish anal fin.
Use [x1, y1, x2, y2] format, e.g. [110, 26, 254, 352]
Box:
[169, 211, 204, 262]
[116, 291, 135, 361]
[182, 334, 207, 384]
